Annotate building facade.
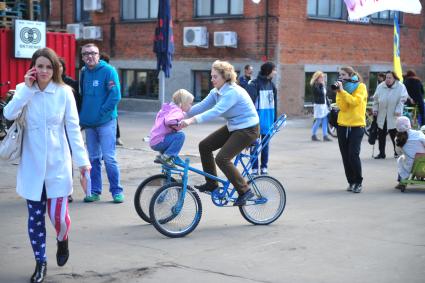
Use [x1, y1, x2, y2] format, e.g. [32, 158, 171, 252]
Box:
[46, 0, 425, 115]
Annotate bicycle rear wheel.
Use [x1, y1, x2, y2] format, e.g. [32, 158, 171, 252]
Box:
[239, 176, 286, 225]
[134, 174, 176, 223]
[149, 182, 202, 238]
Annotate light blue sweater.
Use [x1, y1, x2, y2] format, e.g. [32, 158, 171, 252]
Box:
[188, 83, 259, 132]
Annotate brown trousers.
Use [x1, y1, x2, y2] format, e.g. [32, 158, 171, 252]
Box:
[199, 124, 259, 194]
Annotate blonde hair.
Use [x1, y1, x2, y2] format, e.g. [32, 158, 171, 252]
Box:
[172, 89, 194, 106]
[310, 71, 324, 86]
[212, 60, 237, 83]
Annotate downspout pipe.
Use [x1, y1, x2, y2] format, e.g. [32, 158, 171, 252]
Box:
[264, 0, 269, 60]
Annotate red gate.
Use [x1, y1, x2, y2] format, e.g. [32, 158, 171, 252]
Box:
[0, 28, 76, 99]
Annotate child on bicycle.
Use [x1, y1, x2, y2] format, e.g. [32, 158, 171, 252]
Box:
[150, 89, 194, 167]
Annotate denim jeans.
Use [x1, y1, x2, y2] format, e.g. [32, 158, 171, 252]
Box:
[85, 119, 123, 196]
[251, 134, 269, 170]
[151, 131, 185, 156]
[312, 115, 329, 136]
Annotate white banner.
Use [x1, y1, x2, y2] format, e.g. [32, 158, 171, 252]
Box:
[344, 0, 422, 19]
[14, 20, 46, 59]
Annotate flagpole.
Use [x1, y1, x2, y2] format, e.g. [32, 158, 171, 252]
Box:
[159, 70, 165, 104]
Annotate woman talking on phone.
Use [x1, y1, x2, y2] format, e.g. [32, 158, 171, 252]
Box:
[335, 66, 368, 193]
[4, 48, 90, 283]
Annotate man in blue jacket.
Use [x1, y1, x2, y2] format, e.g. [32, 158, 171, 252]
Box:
[79, 43, 124, 203]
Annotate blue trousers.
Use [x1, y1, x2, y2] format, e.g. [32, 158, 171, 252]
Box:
[85, 119, 123, 196]
[250, 134, 269, 170]
[312, 115, 329, 136]
[151, 132, 185, 157]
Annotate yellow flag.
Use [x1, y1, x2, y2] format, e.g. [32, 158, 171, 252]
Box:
[393, 13, 403, 82]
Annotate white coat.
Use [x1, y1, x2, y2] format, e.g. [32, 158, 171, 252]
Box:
[372, 81, 409, 130]
[397, 130, 425, 179]
[4, 82, 90, 201]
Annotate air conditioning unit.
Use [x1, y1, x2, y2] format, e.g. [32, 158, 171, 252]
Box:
[83, 26, 102, 40]
[183, 27, 208, 48]
[84, 0, 103, 11]
[214, 31, 237, 48]
[66, 23, 83, 40]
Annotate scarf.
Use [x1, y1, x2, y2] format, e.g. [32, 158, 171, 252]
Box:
[343, 75, 360, 94]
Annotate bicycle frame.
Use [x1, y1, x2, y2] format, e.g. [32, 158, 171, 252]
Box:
[159, 114, 288, 208]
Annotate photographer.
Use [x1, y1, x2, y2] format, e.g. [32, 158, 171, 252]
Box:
[335, 66, 368, 193]
[372, 71, 409, 159]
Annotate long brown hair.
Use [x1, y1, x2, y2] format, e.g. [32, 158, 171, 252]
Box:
[340, 66, 363, 82]
[30, 47, 64, 85]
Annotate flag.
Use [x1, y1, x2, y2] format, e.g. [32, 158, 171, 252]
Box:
[153, 0, 174, 78]
[393, 13, 403, 82]
[344, 0, 422, 20]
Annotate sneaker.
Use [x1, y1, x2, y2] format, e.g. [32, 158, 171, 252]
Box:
[251, 169, 259, 176]
[374, 154, 386, 159]
[260, 168, 268, 175]
[84, 193, 100, 202]
[154, 154, 176, 167]
[116, 138, 124, 146]
[311, 135, 320, 141]
[323, 136, 332, 142]
[233, 189, 255, 206]
[346, 183, 355, 191]
[68, 195, 73, 203]
[194, 183, 218, 192]
[352, 184, 363, 193]
[113, 193, 124, 203]
[394, 153, 400, 158]
[394, 183, 406, 190]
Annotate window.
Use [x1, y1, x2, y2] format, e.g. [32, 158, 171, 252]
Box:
[307, 0, 344, 19]
[193, 71, 212, 102]
[75, 0, 91, 23]
[121, 0, 158, 21]
[195, 0, 243, 17]
[371, 11, 402, 24]
[121, 69, 159, 99]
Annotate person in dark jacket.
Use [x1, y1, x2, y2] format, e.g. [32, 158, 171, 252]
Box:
[404, 70, 425, 126]
[238, 64, 253, 90]
[310, 71, 332, 142]
[247, 62, 278, 175]
[59, 58, 80, 112]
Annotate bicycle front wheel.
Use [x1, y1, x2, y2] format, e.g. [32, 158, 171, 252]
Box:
[134, 174, 176, 223]
[239, 176, 286, 225]
[149, 182, 202, 238]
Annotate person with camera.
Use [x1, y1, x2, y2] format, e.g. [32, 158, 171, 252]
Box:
[335, 66, 368, 193]
[372, 71, 409, 159]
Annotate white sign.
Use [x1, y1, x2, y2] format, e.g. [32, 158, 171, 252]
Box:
[14, 20, 46, 59]
[344, 0, 422, 20]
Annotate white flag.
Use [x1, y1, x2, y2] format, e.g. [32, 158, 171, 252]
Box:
[344, 0, 422, 20]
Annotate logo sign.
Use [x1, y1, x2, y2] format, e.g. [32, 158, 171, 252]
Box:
[14, 20, 46, 59]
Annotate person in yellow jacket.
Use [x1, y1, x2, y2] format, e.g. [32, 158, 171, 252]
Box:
[335, 66, 368, 193]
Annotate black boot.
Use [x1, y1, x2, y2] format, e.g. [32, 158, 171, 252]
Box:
[31, 261, 47, 283]
[56, 238, 69, 267]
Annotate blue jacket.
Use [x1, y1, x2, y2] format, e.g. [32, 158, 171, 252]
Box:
[79, 60, 121, 127]
[247, 75, 278, 134]
[187, 83, 259, 132]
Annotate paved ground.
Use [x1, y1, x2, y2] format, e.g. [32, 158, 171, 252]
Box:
[1, 111, 424, 283]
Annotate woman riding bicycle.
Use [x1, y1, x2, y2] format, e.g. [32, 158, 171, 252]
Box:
[181, 60, 259, 206]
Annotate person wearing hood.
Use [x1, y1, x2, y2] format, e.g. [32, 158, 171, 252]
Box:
[372, 71, 409, 159]
[79, 43, 124, 203]
[394, 116, 425, 190]
[246, 62, 278, 175]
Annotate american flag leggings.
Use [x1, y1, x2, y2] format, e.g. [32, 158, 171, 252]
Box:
[26, 187, 70, 262]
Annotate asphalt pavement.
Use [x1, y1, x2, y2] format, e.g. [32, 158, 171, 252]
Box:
[1, 111, 424, 283]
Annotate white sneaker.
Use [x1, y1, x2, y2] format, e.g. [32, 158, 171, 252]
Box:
[261, 168, 268, 175]
[251, 169, 259, 176]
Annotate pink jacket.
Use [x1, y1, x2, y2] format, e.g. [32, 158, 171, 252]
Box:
[149, 103, 184, 146]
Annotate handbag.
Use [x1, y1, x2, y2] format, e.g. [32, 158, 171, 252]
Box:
[0, 108, 26, 162]
[328, 106, 339, 128]
[368, 116, 378, 145]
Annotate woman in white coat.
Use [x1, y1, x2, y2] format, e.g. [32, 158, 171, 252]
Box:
[372, 71, 409, 159]
[4, 48, 91, 283]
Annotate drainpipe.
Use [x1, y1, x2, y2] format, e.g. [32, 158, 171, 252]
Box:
[264, 0, 269, 61]
[60, 0, 64, 28]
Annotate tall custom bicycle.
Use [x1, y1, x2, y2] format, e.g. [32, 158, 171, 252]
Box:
[139, 114, 287, 238]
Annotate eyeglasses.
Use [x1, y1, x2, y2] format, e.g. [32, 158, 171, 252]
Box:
[82, 52, 99, 57]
